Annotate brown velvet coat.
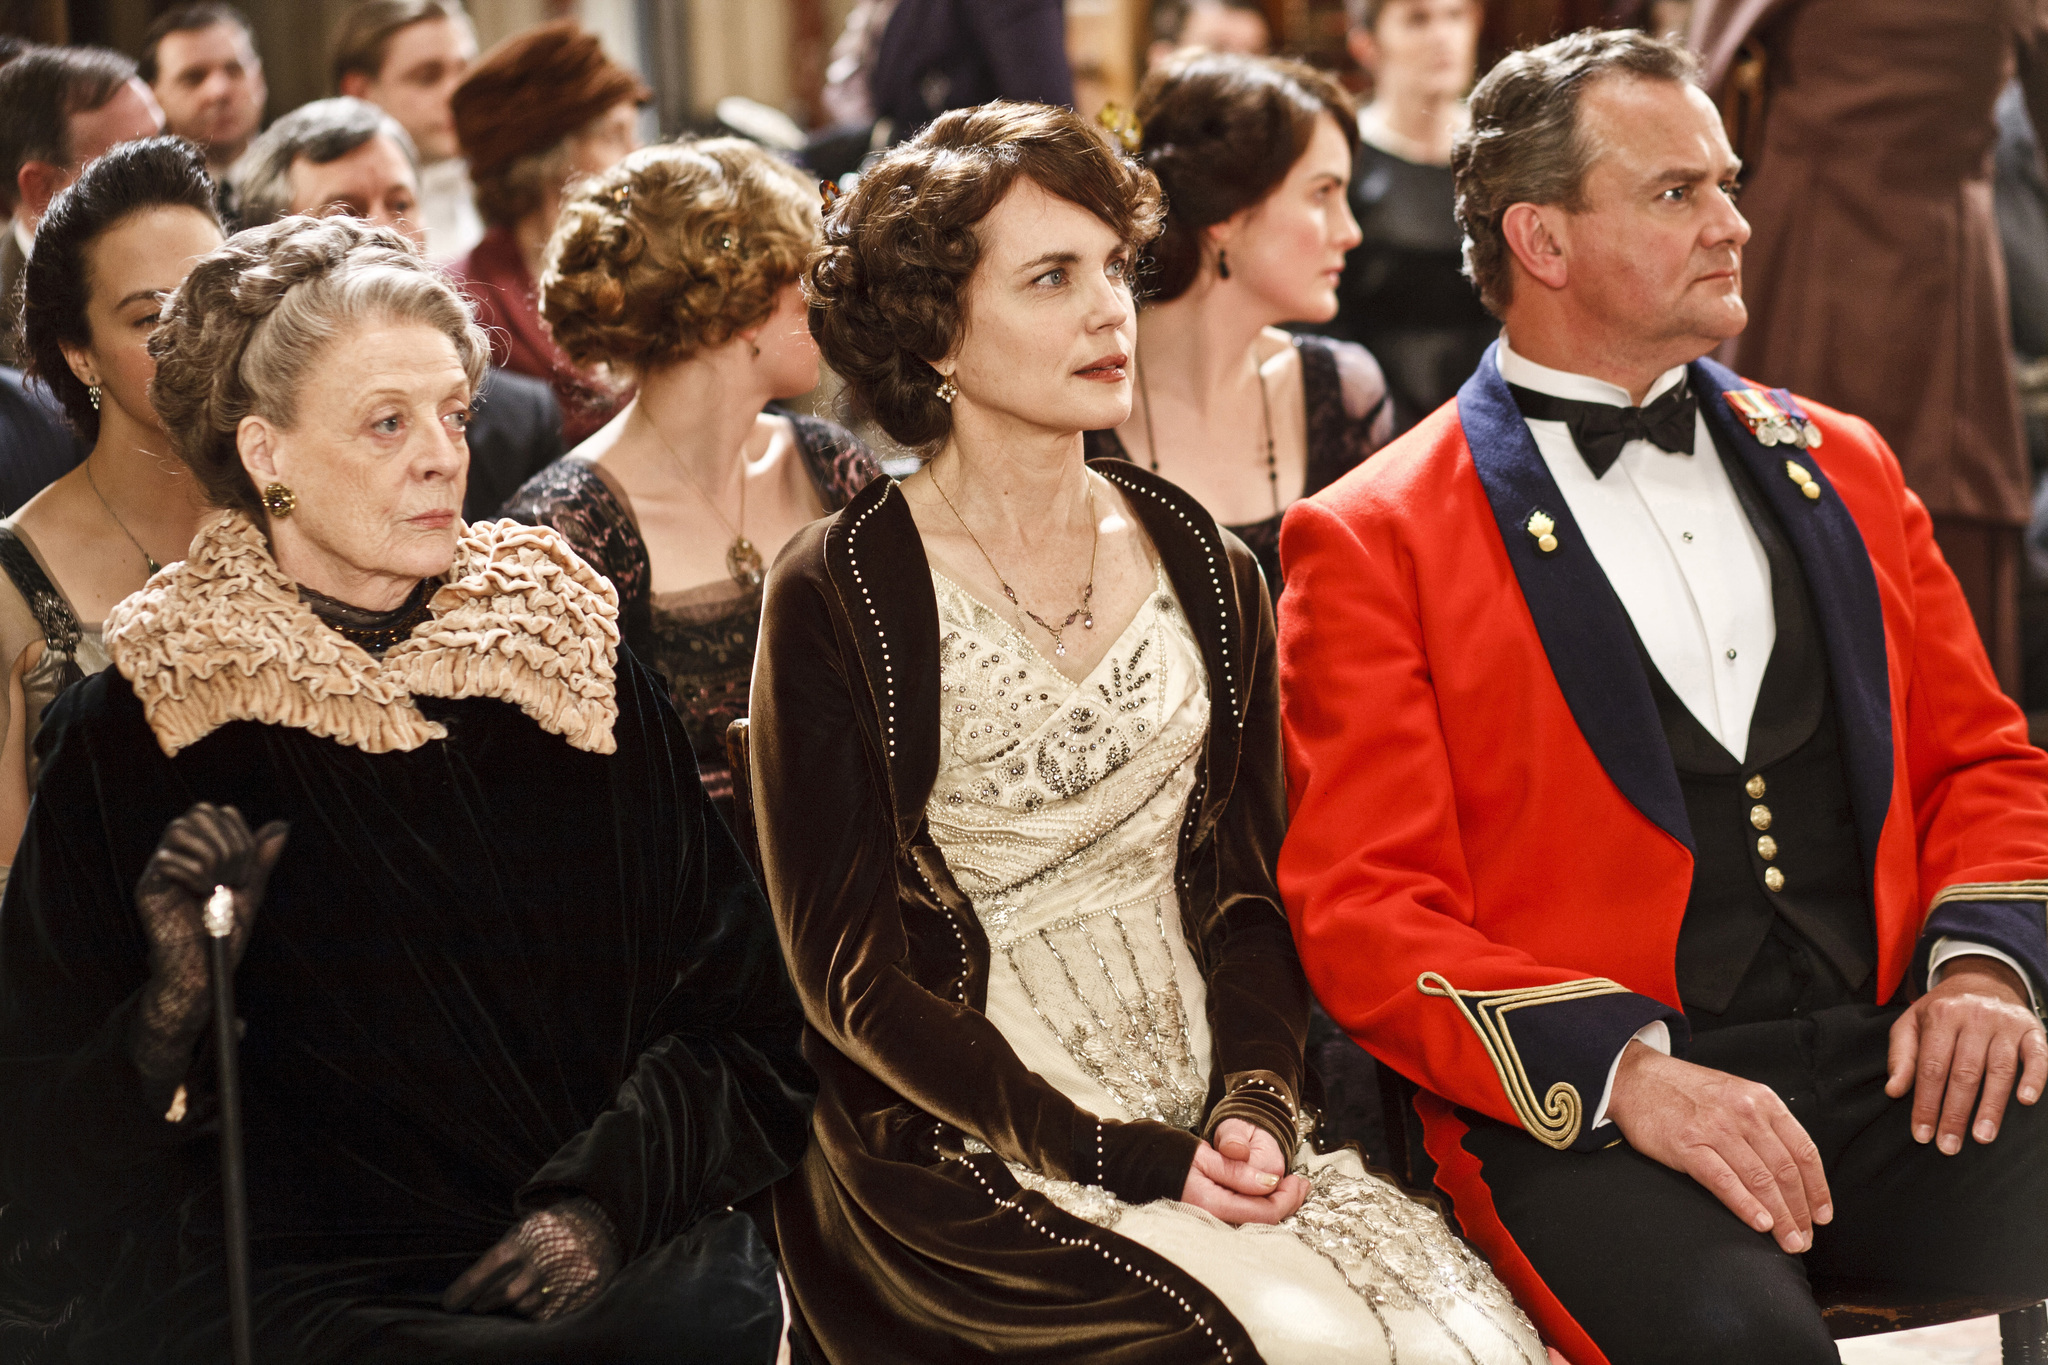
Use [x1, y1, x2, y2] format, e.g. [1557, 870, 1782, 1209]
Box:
[749, 460, 1308, 1363]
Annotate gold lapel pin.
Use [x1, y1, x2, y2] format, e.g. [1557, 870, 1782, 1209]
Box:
[1784, 460, 1822, 500]
[1527, 510, 1559, 553]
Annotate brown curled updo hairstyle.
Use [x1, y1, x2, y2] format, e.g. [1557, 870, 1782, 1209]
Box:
[541, 138, 820, 376]
[149, 216, 489, 516]
[806, 101, 1163, 452]
[1134, 51, 1359, 303]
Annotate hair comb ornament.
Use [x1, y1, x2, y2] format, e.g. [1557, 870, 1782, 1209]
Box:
[1095, 102, 1143, 154]
[819, 179, 843, 210]
[608, 183, 630, 207]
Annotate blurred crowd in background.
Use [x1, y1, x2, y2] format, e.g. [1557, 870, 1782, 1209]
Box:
[0, 0, 2044, 707]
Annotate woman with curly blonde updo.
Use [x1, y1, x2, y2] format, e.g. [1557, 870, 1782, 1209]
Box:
[502, 137, 877, 817]
[0, 214, 812, 1364]
[749, 100, 1544, 1364]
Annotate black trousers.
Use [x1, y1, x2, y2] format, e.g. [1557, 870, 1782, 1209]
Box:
[1436, 1002, 2048, 1365]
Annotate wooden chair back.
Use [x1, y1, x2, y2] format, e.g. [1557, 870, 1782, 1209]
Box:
[724, 717, 763, 880]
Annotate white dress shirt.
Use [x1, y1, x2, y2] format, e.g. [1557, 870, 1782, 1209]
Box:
[418, 158, 484, 265]
[1494, 341, 2036, 1126]
[1499, 341, 1775, 762]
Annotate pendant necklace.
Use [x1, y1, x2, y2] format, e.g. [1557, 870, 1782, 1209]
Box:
[84, 455, 163, 575]
[640, 408, 766, 589]
[933, 468, 1099, 658]
[1137, 351, 1280, 516]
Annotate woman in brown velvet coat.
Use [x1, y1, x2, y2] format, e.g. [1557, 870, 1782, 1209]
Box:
[748, 102, 1541, 1364]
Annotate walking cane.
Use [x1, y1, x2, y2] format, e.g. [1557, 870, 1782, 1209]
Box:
[205, 884, 255, 1365]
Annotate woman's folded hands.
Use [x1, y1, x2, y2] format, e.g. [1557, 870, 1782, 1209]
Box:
[1179, 1117, 1308, 1225]
[443, 1196, 622, 1322]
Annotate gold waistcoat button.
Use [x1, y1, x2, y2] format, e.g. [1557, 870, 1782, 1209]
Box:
[1757, 834, 1778, 860]
[1750, 804, 1772, 831]
[1745, 775, 1766, 799]
[1765, 867, 1785, 892]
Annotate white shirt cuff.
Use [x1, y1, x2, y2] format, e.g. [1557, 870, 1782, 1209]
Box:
[1928, 937, 2042, 1012]
[1592, 1020, 1671, 1130]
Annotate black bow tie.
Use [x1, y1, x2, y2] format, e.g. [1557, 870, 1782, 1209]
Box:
[1507, 378, 1699, 478]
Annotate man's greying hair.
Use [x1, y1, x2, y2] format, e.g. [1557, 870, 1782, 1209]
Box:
[1151, 0, 1267, 43]
[1452, 28, 1700, 316]
[1342, 0, 1384, 29]
[330, 0, 472, 87]
[232, 96, 418, 229]
[139, 2, 257, 84]
[0, 46, 138, 213]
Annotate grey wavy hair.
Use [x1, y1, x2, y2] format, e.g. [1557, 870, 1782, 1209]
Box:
[1452, 28, 1699, 317]
[231, 95, 418, 229]
[148, 215, 487, 515]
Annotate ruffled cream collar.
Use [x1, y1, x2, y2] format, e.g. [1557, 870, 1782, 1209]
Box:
[105, 511, 620, 757]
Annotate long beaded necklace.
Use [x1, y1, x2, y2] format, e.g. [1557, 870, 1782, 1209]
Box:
[638, 408, 765, 589]
[1136, 352, 1280, 517]
[84, 455, 163, 575]
[932, 468, 1099, 658]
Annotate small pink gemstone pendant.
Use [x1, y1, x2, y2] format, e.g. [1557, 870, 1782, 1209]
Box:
[1084, 614, 1094, 629]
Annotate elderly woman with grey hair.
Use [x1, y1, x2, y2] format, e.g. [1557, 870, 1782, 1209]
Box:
[0, 214, 812, 1364]
[230, 96, 564, 520]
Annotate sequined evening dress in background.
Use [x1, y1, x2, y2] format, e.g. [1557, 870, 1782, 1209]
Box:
[500, 413, 878, 816]
[927, 564, 1545, 1365]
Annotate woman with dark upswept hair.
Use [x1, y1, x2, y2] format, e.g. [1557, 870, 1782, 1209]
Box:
[1085, 52, 1393, 596]
[751, 99, 1542, 1364]
[1, 135, 223, 892]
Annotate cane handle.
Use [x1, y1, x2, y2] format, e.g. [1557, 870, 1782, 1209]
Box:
[204, 885, 236, 939]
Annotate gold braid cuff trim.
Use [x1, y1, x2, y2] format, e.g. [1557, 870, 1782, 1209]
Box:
[1417, 972, 1629, 1151]
[106, 512, 620, 758]
[1928, 880, 2048, 908]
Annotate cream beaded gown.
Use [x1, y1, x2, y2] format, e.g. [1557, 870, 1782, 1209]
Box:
[927, 564, 1545, 1365]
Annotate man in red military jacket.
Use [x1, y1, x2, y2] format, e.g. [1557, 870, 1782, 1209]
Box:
[1278, 28, 2048, 1364]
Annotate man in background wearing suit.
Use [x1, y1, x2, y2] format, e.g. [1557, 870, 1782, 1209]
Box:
[0, 45, 164, 365]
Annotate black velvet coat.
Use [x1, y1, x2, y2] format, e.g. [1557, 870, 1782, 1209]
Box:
[749, 460, 1309, 1363]
[0, 524, 813, 1364]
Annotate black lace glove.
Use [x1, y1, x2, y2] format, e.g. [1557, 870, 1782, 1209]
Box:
[442, 1196, 622, 1322]
[130, 803, 289, 1103]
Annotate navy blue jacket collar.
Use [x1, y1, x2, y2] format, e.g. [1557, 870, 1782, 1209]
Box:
[1455, 344, 1892, 871]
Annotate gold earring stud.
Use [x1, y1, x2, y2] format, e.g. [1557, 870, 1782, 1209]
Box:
[936, 375, 959, 404]
[261, 482, 297, 517]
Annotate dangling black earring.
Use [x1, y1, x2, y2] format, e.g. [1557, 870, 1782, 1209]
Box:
[1217, 249, 1231, 281]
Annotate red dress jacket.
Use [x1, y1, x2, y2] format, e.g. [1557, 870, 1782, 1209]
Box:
[1276, 348, 2048, 1155]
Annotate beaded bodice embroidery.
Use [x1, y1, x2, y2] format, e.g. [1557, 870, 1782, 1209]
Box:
[928, 564, 1213, 1130]
[924, 568, 1545, 1364]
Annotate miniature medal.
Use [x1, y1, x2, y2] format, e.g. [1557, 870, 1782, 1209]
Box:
[1725, 388, 1822, 451]
[1768, 387, 1824, 449]
[1725, 389, 1781, 445]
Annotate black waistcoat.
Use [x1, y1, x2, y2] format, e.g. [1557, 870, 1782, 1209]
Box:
[1633, 434, 1876, 1024]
